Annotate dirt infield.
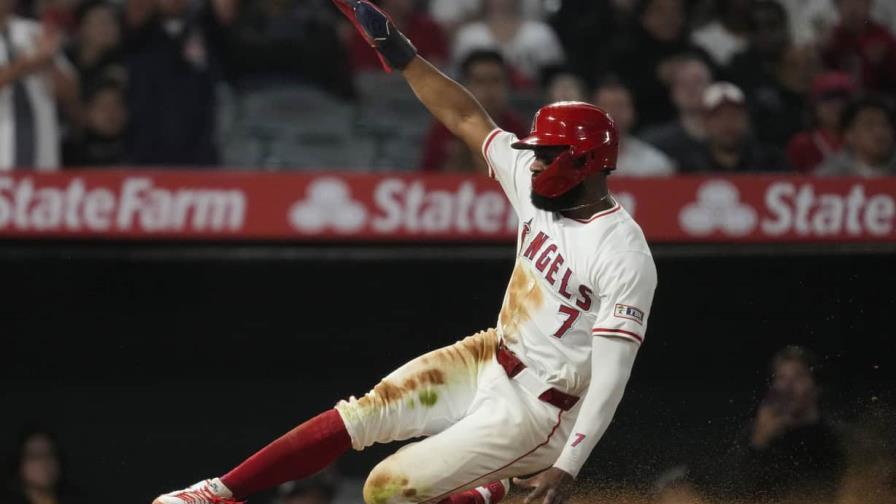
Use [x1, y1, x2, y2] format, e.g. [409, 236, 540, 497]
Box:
[498, 471, 896, 504]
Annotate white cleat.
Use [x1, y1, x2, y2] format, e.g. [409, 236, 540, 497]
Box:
[153, 478, 242, 504]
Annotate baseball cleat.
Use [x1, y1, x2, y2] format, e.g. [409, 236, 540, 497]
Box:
[475, 479, 510, 503]
[152, 478, 242, 504]
[437, 479, 509, 504]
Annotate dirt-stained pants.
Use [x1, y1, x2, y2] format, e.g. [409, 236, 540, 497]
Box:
[335, 329, 581, 504]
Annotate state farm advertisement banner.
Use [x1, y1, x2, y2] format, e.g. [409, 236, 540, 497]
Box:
[0, 171, 893, 243]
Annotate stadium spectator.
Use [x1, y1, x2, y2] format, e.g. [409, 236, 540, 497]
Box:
[642, 54, 712, 170]
[821, 0, 896, 97]
[123, 0, 235, 166]
[65, 0, 124, 94]
[1, 426, 85, 504]
[544, 70, 587, 103]
[452, 0, 564, 86]
[690, 0, 751, 67]
[730, 346, 845, 501]
[728, 0, 814, 149]
[607, 0, 704, 129]
[778, 0, 838, 45]
[786, 72, 856, 173]
[63, 79, 128, 166]
[221, 0, 353, 98]
[419, 50, 526, 171]
[429, 0, 544, 35]
[0, 0, 77, 170]
[349, 0, 447, 72]
[28, 0, 78, 35]
[871, 0, 896, 34]
[547, 0, 623, 83]
[593, 79, 676, 176]
[781, 0, 896, 45]
[679, 82, 788, 173]
[817, 95, 896, 176]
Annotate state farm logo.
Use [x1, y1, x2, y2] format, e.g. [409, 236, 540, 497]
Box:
[0, 176, 245, 233]
[287, 177, 517, 236]
[762, 183, 893, 236]
[679, 180, 758, 236]
[289, 178, 367, 233]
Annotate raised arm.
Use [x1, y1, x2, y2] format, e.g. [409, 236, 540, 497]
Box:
[332, 0, 496, 155]
[402, 57, 496, 155]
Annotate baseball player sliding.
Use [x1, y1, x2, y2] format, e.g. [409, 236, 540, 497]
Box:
[153, 2, 657, 504]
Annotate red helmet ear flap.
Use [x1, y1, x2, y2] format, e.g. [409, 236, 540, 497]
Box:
[532, 150, 581, 198]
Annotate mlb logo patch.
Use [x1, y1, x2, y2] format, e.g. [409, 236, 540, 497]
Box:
[614, 304, 644, 325]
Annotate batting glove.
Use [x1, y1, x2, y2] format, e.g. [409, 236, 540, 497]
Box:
[332, 0, 418, 72]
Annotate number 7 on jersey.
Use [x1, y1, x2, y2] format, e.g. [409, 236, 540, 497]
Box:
[554, 305, 580, 338]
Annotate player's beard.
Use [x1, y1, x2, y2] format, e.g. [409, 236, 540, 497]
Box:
[530, 182, 587, 212]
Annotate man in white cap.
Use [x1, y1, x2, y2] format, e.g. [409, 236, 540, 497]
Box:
[678, 81, 789, 173]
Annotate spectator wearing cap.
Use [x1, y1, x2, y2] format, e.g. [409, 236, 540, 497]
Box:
[350, 0, 447, 72]
[817, 95, 896, 176]
[691, 0, 751, 67]
[452, 0, 565, 86]
[0, 0, 78, 170]
[420, 50, 527, 171]
[606, 0, 708, 130]
[786, 72, 856, 173]
[642, 54, 712, 169]
[728, 0, 815, 149]
[593, 79, 676, 176]
[724, 347, 845, 502]
[63, 79, 128, 166]
[822, 0, 896, 97]
[680, 82, 788, 173]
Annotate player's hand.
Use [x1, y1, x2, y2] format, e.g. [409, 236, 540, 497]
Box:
[513, 467, 575, 504]
[330, 0, 416, 72]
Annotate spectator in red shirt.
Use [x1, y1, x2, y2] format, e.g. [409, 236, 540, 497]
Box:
[349, 0, 447, 72]
[419, 50, 527, 171]
[822, 0, 896, 97]
[786, 72, 857, 173]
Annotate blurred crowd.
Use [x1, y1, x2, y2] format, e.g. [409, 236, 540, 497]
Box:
[0, 0, 895, 175]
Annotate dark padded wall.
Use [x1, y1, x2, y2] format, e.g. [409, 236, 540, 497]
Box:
[2, 245, 893, 502]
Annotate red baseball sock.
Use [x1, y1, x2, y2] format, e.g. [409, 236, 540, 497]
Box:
[221, 409, 351, 499]
[437, 481, 507, 504]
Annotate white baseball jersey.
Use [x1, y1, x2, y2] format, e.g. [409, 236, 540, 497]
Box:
[483, 128, 658, 397]
[334, 128, 657, 504]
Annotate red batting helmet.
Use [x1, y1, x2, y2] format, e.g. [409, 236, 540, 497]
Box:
[512, 102, 619, 198]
